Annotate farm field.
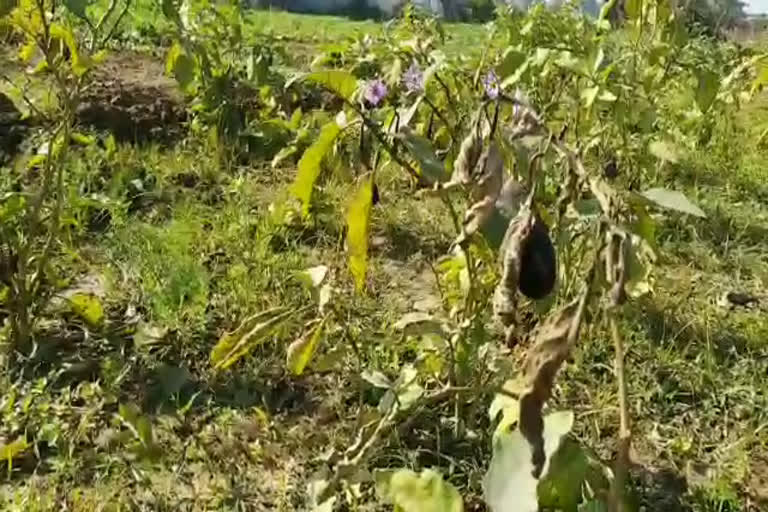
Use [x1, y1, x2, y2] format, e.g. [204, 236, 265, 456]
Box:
[2, 1, 768, 511]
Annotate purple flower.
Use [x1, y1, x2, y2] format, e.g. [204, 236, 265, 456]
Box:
[364, 79, 388, 107]
[402, 62, 424, 94]
[483, 70, 499, 100]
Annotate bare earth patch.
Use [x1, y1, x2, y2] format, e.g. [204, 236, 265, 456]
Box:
[76, 51, 186, 143]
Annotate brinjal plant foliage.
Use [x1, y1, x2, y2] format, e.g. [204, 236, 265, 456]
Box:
[0, 0, 129, 360]
[207, 1, 765, 511]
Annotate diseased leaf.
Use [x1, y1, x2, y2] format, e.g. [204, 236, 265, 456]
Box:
[346, 173, 374, 292]
[292, 120, 342, 214]
[396, 128, 446, 184]
[376, 468, 463, 512]
[305, 70, 359, 101]
[68, 293, 104, 327]
[641, 188, 706, 218]
[210, 308, 294, 370]
[286, 316, 328, 376]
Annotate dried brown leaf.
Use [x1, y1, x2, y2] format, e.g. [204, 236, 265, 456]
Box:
[518, 294, 587, 478]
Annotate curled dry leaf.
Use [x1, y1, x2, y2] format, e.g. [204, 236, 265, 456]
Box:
[451, 128, 483, 187]
[457, 142, 505, 244]
[492, 191, 535, 326]
[518, 294, 587, 478]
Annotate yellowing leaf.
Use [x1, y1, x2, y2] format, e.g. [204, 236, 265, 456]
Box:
[166, 41, 194, 91]
[304, 70, 358, 101]
[210, 307, 294, 370]
[286, 316, 328, 376]
[291, 120, 342, 214]
[68, 293, 104, 327]
[0, 436, 28, 471]
[49, 23, 92, 76]
[346, 174, 374, 293]
[375, 468, 463, 512]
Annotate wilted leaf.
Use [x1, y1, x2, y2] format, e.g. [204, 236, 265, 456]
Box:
[286, 316, 328, 376]
[305, 70, 358, 101]
[68, 293, 104, 327]
[483, 411, 574, 512]
[397, 128, 446, 184]
[347, 173, 374, 292]
[641, 188, 706, 218]
[492, 192, 535, 326]
[695, 69, 719, 113]
[166, 41, 194, 91]
[292, 120, 342, 214]
[376, 468, 463, 512]
[210, 308, 294, 370]
[519, 298, 585, 478]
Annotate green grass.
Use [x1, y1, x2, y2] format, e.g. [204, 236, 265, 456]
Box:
[3, 6, 768, 512]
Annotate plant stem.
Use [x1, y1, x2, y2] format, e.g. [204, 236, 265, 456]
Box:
[609, 314, 631, 512]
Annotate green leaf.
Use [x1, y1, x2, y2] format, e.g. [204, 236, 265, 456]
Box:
[286, 316, 328, 376]
[291, 119, 342, 215]
[68, 293, 104, 327]
[304, 70, 358, 101]
[63, 0, 91, 19]
[695, 69, 718, 113]
[483, 411, 574, 512]
[641, 188, 706, 218]
[166, 42, 194, 91]
[375, 468, 463, 512]
[346, 173, 374, 292]
[396, 129, 446, 184]
[498, 48, 526, 80]
[50, 23, 92, 76]
[210, 307, 294, 370]
[537, 437, 610, 510]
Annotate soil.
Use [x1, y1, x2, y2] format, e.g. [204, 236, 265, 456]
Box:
[0, 90, 26, 163]
[75, 52, 187, 143]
